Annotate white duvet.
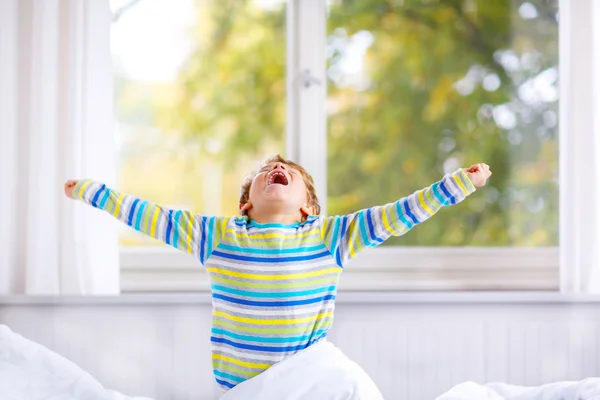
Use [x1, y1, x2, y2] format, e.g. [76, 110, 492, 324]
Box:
[0, 325, 151, 400]
[1, 324, 599, 400]
[435, 380, 600, 400]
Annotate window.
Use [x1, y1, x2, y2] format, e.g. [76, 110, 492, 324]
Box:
[110, 0, 287, 246]
[326, 0, 558, 247]
[111, 0, 569, 292]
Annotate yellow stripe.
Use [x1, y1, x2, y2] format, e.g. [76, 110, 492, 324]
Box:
[418, 190, 435, 215]
[215, 360, 261, 377]
[347, 219, 358, 258]
[207, 267, 340, 281]
[149, 207, 160, 237]
[213, 318, 332, 334]
[320, 218, 328, 241]
[211, 275, 337, 289]
[77, 181, 92, 200]
[224, 228, 320, 240]
[220, 217, 228, 240]
[213, 311, 334, 325]
[112, 194, 124, 217]
[380, 205, 395, 236]
[212, 354, 270, 370]
[453, 175, 468, 194]
[186, 212, 193, 253]
[424, 188, 441, 213]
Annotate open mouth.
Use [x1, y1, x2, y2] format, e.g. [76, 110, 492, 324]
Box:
[267, 170, 289, 186]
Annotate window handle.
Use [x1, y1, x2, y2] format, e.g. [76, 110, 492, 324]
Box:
[297, 69, 322, 88]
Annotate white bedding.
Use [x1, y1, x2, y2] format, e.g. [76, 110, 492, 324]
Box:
[1, 323, 599, 400]
[435, 379, 600, 400]
[0, 325, 152, 400]
[219, 339, 383, 400]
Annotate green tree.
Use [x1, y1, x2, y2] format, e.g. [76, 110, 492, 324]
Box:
[126, 0, 558, 246]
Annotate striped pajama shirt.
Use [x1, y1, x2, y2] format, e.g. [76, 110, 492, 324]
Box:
[73, 168, 475, 391]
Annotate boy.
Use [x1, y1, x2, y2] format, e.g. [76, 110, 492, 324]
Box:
[65, 155, 491, 394]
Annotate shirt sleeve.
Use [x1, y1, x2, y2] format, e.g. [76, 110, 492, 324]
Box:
[320, 168, 476, 267]
[72, 180, 228, 264]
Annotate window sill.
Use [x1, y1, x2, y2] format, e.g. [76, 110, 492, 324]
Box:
[119, 246, 559, 292]
[3, 291, 600, 306]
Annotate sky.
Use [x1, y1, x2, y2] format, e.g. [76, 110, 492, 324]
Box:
[110, 0, 195, 82]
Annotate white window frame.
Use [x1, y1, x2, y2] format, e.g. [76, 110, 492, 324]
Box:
[120, 0, 593, 293]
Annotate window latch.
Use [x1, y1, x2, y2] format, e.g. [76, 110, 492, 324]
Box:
[297, 69, 322, 88]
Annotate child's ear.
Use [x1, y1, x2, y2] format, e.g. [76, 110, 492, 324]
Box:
[240, 202, 253, 215]
[300, 205, 315, 217]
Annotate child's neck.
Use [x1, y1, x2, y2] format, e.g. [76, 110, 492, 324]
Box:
[248, 211, 303, 225]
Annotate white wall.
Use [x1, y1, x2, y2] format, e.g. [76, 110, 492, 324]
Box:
[1, 293, 599, 400]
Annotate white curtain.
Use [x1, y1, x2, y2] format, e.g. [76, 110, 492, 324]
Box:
[559, 0, 600, 293]
[0, 0, 119, 295]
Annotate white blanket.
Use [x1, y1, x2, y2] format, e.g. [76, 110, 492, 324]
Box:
[435, 379, 600, 400]
[0, 324, 152, 400]
[219, 339, 384, 400]
[2, 323, 599, 400]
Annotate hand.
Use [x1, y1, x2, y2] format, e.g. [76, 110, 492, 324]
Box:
[463, 163, 491, 188]
[64, 180, 78, 198]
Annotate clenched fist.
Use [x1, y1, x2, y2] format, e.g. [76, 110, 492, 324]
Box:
[464, 163, 491, 188]
[64, 180, 78, 198]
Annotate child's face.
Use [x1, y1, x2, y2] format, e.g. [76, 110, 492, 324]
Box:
[246, 161, 312, 217]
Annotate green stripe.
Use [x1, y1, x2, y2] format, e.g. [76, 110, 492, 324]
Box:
[213, 319, 333, 334]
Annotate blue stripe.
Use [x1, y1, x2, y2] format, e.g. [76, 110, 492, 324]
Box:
[335, 217, 348, 267]
[366, 209, 384, 243]
[134, 201, 147, 231]
[211, 336, 312, 353]
[98, 187, 110, 209]
[439, 180, 456, 205]
[127, 198, 140, 226]
[172, 211, 181, 249]
[395, 201, 413, 230]
[165, 210, 173, 245]
[249, 221, 301, 229]
[358, 211, 375, 248]
[207, 216, 216, 257]
[91, 185, 105, 208]
[211, 328, 327, 343]
[211, 284, 337, 299]
[431, 182, 446, 205]
[215, 378, 235, 389]
[200, 216, 207, 262]
[211, 250, 331, 263]
[403, 199, 420, 225]
[212, 293, 336, 307]
[213, 370, 245, 383]
[329, 217, 341, 266]
[216, 243, 326, 255]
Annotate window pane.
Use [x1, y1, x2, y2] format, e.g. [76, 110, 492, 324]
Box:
[111, 0, 287, 246]
[326, 0, 558, 246]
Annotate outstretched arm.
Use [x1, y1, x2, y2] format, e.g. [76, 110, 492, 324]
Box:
[65, 180, 227, 264]
[320, 164, 491, 267]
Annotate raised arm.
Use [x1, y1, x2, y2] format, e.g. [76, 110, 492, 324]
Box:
[320, 165, 491, 267]
[65, 179, 227, 265]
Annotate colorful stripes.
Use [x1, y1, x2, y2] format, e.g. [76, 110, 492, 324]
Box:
[321, 169, 476, 266]
[72, 168, 476, 392]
